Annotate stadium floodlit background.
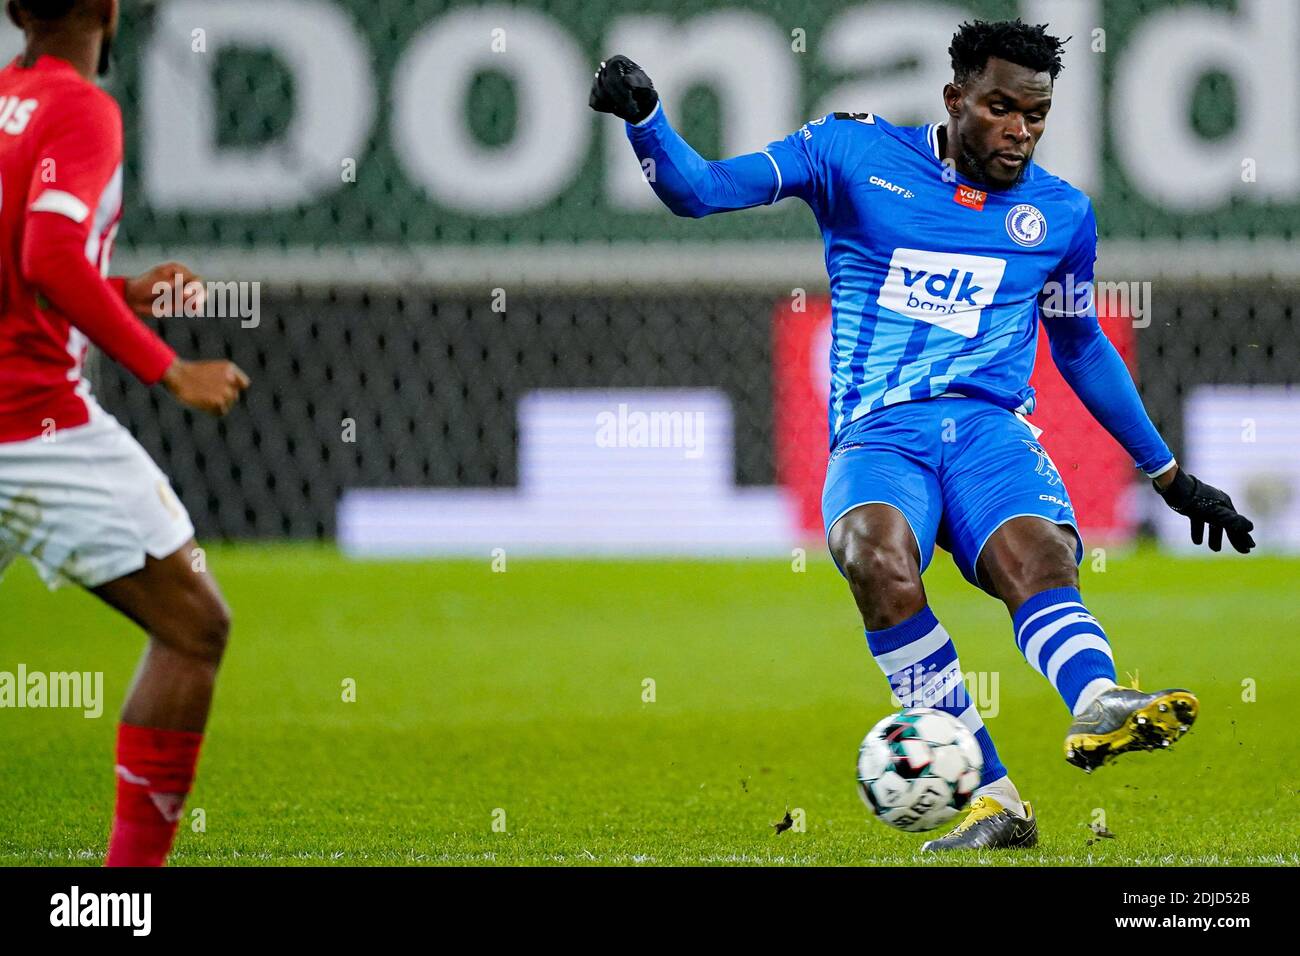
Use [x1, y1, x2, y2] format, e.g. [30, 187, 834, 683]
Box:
[4, 0, 1291, 547]
[2, 0, 1298, 866]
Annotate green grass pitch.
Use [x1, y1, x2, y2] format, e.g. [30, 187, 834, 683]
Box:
[1, 544, 1296, 866]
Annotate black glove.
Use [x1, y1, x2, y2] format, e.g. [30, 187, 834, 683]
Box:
[1156, 468, 1255, 553]
[589, 54, 659, 124]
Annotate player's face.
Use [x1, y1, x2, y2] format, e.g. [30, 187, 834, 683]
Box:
[946, 57, 1053, 190]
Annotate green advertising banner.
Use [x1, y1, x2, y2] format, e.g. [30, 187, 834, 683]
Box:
[6, 0, 1286, 282]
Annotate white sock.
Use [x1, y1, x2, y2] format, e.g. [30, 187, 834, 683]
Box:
[1073, 678, 1120, 716]
[974, 776, 1025, 817]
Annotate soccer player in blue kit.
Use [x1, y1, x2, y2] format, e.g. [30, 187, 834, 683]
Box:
[591, 19, 1256, 850]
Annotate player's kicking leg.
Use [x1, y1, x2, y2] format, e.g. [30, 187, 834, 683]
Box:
[915, 397, 1192, 851]
[93, 541, 231, 866]
[931, 402, 1197, 781]
[824, 408, 1037, 852]
[978, 517, 1197, 773]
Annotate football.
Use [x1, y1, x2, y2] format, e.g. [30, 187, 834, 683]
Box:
[856, 708, 983, 832]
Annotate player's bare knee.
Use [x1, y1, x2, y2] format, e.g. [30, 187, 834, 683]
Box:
[1027, 528, 1078, 590]
[836, 533, 923, 627]
[155, 584, 232, 664]
[195, 593, 232, 663]
[991, 529, 1078, 605]
[1017, 562, 1076, 602]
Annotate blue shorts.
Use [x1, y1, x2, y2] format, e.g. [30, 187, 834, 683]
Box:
[822, 397, 1082, 588]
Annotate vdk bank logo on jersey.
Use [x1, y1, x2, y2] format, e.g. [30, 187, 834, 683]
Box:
[878, 248, 1006, 338]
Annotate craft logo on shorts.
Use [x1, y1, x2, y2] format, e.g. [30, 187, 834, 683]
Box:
[1005, 203, 1047, 247]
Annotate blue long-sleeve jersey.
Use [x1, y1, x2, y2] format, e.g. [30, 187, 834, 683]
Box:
[626, 102, 1175, 476]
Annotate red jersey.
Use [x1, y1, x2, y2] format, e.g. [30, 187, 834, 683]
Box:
[0, 55, 175, 443]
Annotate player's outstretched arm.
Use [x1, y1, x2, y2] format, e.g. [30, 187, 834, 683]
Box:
[1042, 199, 1254, 554]
[590, 55, 782, 218]
[1044, 315, 1254, 554]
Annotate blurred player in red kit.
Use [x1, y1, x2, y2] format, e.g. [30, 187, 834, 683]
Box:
[0, 0, 250, 865]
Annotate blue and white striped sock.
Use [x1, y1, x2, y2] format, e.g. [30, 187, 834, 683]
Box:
[1013, 587, 1119, 715]
[866, 605, 1008, 788]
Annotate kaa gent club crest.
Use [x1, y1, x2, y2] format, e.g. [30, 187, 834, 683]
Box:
[1022, 439, 1062, 486]
[1005, 203, 1047, 247]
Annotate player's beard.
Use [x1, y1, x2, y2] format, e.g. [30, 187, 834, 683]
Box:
[958, 131, 1030, 190]
[97, 34, 114, 77]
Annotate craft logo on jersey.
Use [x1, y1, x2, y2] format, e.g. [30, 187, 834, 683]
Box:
[870, 175, 914, 199]
[878, 248, 1007, 339]
[953, 185, 987, 211]
[1005, 203, 1047, 247]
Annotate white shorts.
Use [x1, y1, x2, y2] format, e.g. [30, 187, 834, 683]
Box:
[0, 404, 195, 590]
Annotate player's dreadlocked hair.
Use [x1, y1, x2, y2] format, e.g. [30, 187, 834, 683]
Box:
[948, 19, 1067, 85]
[14, 0, 83, 20]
